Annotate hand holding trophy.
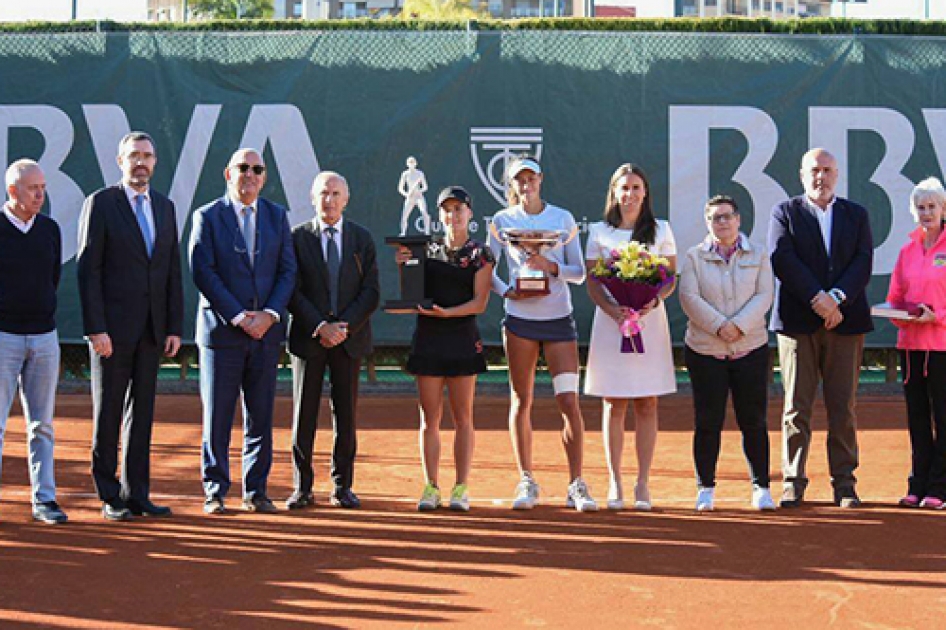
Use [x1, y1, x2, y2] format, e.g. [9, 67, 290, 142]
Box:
[489, 224, 579, 297]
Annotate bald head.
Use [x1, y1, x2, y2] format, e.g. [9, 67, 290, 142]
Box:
[224, 148, 266, 205]
[800, 148, 839, 209]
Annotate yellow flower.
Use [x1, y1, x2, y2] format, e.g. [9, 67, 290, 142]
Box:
[591, 257, 612, 278]
[615, 258, 640, 280]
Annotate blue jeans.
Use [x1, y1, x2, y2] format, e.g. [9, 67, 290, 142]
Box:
[0, 330, 60, 505]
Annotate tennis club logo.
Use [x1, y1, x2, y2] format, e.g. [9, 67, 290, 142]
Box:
[470, 127, 543, 206]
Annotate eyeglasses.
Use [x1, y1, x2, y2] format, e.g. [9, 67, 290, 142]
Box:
[707, 212, 738, 224]
[233, 163, 266, 175]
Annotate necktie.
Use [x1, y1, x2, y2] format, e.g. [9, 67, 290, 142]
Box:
[242, 206, 255, 267]
[326, 226, 340, 313]
[134, 194, 153, 257]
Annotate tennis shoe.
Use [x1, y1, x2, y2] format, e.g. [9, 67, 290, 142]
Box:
[565, 477, 598, 512]
[417, 483, 441, 511]
[512, 474, 540, 510]
[449, 484, 470, 512]
[696, 487, 715, 512]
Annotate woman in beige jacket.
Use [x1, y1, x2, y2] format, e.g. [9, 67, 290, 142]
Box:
[679, 195, 775, 512]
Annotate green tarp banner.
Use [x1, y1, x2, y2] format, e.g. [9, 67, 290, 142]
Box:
[2, 30, 944, 345]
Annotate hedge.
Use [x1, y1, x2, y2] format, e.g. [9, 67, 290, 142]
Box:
[0, 17, 945, 36]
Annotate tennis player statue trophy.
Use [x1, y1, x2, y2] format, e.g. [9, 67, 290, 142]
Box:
[397, 156, 430, 236]
[489, 224, 579, 296]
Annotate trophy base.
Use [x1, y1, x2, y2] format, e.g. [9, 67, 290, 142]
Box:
[516, 277, 550, 297]
[384, 299, 434, 314]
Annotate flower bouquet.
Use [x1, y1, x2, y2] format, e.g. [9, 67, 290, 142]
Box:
[589, 241, 674, 353]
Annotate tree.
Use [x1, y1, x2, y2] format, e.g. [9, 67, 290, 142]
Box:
[399, 0, 484, 20]
[189, 0, 275, 19]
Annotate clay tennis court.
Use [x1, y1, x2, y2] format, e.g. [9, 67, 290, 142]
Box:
[1, 390, 945, 628]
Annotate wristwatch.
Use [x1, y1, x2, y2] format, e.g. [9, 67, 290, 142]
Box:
[828, 288, 847, 305]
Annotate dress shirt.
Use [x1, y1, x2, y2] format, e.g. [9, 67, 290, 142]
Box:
[312, 216, 345, 337]
[122, 184, 156, 244]
[804, 194, 835, 256]
[317, 216, 344, 261]
[225, 196, 280, 327]
[3, 203, 36, 233]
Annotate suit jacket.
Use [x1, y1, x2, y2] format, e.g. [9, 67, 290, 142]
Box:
[76, 184, 183, 344]
[189, 195, 297, 348]
[768, 195, 873, 335]
[287, 218, 379, 359]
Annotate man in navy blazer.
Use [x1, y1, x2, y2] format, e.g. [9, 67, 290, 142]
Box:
[189, 148, 297, 514]
[768, 148, 874, 509]
[77, 132, 184, 521]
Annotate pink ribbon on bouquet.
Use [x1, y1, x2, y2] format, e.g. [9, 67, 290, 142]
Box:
[620, 309, 642, 341]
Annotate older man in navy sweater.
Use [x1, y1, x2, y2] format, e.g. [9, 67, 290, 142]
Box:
[0, 159, 68, 524]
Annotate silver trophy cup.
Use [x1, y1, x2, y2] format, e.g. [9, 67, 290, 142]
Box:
[490, 225, 579, 297]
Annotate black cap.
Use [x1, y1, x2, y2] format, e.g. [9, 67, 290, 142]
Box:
[437, 186, 472, 208]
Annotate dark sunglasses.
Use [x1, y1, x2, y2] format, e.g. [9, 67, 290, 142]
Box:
[233, 163, 266, 175]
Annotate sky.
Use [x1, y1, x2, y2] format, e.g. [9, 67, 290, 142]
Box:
[0, 0, 148, 21]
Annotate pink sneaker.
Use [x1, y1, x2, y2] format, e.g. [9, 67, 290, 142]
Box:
[898, 494, 920, 508]
[919, 496, 945, 510]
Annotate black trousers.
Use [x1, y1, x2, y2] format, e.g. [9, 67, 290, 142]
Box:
[685, 344, 771, 489]
[90, 331, 160, 503]
[901, 350, 946, 499]
[291, 347, 361, 493]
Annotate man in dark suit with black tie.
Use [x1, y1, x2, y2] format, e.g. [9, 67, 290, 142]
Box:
[285, 171, 379, 510]
[77, 131, 184, 521]
[189, 148, 296, 515]
[768, 148, 874, 509]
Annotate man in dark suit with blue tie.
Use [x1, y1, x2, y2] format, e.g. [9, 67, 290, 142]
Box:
[189, 148, 297, 515]
[285, 171, 379, 510]
[77, 131, 184, 521]
[769, 148, 874, 509]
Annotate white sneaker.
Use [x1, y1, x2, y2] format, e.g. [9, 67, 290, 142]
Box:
[607, 482, 625, 510]
[512, 474, 540, 510]
[634, 482, 652, 511]
[752, 486, 777, 511]
[565, 477, 598, 512]
[696, 487, 715, 512]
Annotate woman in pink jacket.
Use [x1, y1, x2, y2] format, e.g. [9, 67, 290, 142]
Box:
[887, 177, 946, 510]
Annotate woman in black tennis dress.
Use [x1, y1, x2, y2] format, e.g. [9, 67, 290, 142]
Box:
[396, 186, 494, 512]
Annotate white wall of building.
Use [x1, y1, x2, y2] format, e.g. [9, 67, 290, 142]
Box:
[617, 0, 676, 18]
[830, 0, 944, 20]
[0, 0, 149, 21]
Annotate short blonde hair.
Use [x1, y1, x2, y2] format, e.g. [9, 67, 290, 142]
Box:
[910, 177, 946, 222]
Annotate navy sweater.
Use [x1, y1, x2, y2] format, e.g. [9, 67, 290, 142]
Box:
[0, 212, 61, 334]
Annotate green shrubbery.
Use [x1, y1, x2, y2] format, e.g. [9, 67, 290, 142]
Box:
[0, 17, 945, 35]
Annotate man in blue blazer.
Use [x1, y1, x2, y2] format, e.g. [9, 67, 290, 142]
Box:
[189, 148, 297, 514]
[768, 148, 874, 509]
